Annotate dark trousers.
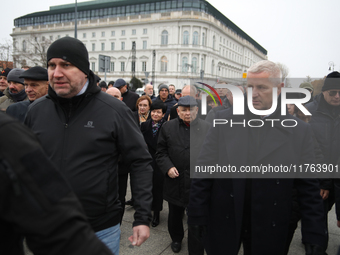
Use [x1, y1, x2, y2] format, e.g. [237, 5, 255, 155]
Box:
[323, 190, 335, 249]
[118, 173, 128, 224]
[152, 168, 164, 211]
[168, 202, 204, 255]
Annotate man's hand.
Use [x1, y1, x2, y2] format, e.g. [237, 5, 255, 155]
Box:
[128, 225, 150, 246]
[320, 189, 329, 200]
[337, 220, 340, 228]
[168, 167, 179, 178]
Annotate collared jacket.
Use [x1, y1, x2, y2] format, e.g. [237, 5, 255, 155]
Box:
[0, 112, 113, 255]
[0, 87, 28, 111]
[122, 89, 139, 112]
[156, 116, 210, 207]
[306, 93, 340, 165]
[306, 93, 340, 217]
[25, 71, 153, 232]
[6, 100, 30, 123]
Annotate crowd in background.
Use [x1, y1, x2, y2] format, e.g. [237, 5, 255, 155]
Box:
[1, 36, 340, 255]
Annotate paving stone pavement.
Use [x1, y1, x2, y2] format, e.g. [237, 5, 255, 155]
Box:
[24, 189, 340, 255]
[121, 185, 340, 255]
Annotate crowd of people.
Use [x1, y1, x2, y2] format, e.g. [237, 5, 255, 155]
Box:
[0, 36, 340, 255]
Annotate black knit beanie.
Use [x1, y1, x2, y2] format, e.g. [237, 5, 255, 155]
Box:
[322, 71, 340, 91]
[47, 37, 90, 76]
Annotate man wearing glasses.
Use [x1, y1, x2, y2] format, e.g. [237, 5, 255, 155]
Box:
[306, 71, 340, 249]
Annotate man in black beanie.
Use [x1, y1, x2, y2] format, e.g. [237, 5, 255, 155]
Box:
[306, 71, 340, 249]
[24, 36, 153, 254]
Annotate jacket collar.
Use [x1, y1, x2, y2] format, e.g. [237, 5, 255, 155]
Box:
[225, 93, 294, 165]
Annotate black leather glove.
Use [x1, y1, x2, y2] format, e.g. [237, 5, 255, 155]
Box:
[188, 224, 207, 241]
[304, 243, 327, 255]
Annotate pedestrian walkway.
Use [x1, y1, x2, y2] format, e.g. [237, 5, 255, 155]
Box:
[120, 188, 340, 255]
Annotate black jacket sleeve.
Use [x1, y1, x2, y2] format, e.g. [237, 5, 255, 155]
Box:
[0, 114, 113, 255]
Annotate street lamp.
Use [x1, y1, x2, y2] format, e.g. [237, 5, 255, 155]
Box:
[74, 0, 78, 38]
[329, 61, 335, 72]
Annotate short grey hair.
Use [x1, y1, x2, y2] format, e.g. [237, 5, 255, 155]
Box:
[248, 60, 282, 82]
[182, 85, 197, 96]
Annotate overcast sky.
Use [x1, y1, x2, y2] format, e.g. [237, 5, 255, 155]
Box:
[2, 0, 339, 78]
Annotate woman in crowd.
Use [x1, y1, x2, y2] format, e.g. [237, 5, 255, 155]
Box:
[134, 95, 152, 125]
[141, 100, 167, 227]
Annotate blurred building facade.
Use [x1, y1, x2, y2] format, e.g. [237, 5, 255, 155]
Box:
[11, 0, 267, 88]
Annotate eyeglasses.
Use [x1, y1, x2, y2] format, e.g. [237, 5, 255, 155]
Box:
[328, 91, 340, 96]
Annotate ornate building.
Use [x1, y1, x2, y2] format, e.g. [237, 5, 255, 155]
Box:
[11, 0, 267, 88]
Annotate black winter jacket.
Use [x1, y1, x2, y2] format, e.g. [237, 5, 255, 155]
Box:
[0, 113, 113, 255]
[156, 116, 210, 207]
[25, 71, 153, 231]
[122, 89, 139, 112]
[152, 95, 177, 121]
[6, 100, 30, 123]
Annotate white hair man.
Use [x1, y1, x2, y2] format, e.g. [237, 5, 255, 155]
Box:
[188, 60, 326, 255]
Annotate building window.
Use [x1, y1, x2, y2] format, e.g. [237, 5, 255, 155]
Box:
[121, 42, 125, 50]
[201, 57, 204, 71]
[182, 57, 188, 72]
[110, 62, 115, 72]
[142, 61, 147, 72]
[183, 31, 189, 45]
[121, 62, 125, 71]
[92, 32, 96, 38]
[111, 31, 115, 36]
[57, 35, 61, 39]
[83, 33, 86, 38]
[111, 42, 115, 51]
[192, 57, 197, 73]
[202, 33, 206, 46]
[161, 56, 167, 72]
[101, 31, 105, 37]
[193, 31, 198, 45]
[161, 30, 168, 45]
[143, 40, 147, 49]
[121, 30, 125, 36]
[42, 36, 45, 41]
[50, 35, 53, 40]
[92, 43, 95, 51]
[101, 43, 105, 51]
[22, 40, 26, 52]
[143, 28, 147, 34]
[211, 60, 215, 75]
[92, 62, 95, 72]
[213, 36, 216, 50]
[132, 29, 136, 35]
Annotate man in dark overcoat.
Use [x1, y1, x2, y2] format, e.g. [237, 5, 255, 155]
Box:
[156, 96, 210, 254]
[188, 60, 327, 255]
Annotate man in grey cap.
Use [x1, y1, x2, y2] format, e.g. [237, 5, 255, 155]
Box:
[0, 68, 27, 111]
[152, 84, 177, 120]
[156, 96, 210, 254]
[114, 78, 139, 111]
[6, 66, 49, 122]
